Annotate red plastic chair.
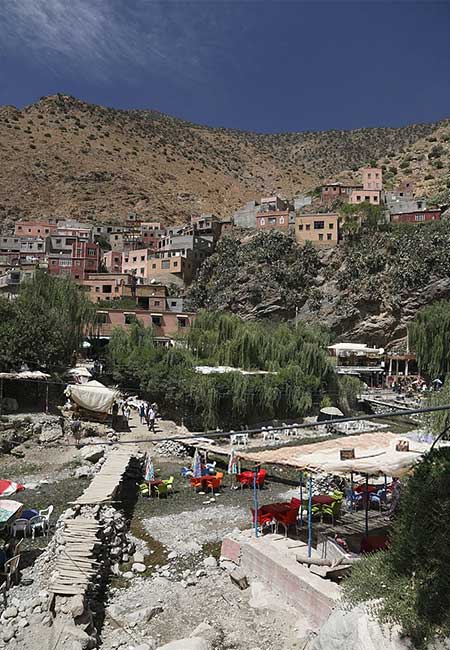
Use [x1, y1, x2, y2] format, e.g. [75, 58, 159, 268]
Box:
[206, 476, 221, 495]
[290, 497, 301, 509]
[256, 469, 267, 488]
[250, 508, 274, 532]
[190, 477, 203, 489]
[276, 507, 299, 537]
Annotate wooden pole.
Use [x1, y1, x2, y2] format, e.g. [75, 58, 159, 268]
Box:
[300, 471, 304, 526]
[253, 466, 259, 538]
[0, 377, 3, 416]
[45, 382, 49, 414]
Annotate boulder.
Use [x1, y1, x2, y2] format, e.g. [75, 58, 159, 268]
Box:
[39, 422, 64, 444]
[309, 606, 409, 650]
[79, 446, 105, 464]
[75, 465, 95, 479]
[203, 556, 217, 569]
[132, 562, 146, 573]
[157, 638, 210, 650]
[3, 606, 18, 619]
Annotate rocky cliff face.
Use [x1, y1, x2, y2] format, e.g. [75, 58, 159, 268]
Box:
[187, 222, 450, 349]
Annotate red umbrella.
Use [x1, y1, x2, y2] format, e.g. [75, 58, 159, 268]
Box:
[0, 480, 25, 497]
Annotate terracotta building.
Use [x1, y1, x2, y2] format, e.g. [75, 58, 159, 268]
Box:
[102, 250, 122, 274]
[295, 213, 339, 247]
[390, 209, 441, 224]
[321, 183, 359, 204]
[47, 240, 100, 280]
[92, 308, 195, 345]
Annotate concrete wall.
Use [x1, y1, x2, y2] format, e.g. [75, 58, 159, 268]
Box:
[233, 201, 259, 229]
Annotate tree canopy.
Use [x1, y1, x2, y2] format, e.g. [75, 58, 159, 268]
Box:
[409, 301, 450, 378]
[107, 311, 342, 429]
[0, 271, 94, 371]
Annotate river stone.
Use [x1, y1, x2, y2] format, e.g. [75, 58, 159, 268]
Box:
[132, 562, 146, 573]
[39, 422, 63, 444]
[2, 628, 15, 643]
[157, 639, 210, 650]
[80, 446, 105, 464]
[203, 556, 217, 569]
[3, 607, 18, 619]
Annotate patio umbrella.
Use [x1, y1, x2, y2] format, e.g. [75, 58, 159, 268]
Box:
[192, 448, 202, 478]
[228, 448, 238, 475]
[0, 480, 25, 497]
[144, 454, 155, 482]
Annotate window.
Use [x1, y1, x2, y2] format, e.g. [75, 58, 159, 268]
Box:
[152, 263, 157, 269]
[171, 301, 177, 307]
[88, 249, 96, 257]
[125, 313, 137, 324]
[60, 259, 72, 266]
[178, 317, 187, 328]
[417, 202, 423, 209]
[318, 234, 324, 241]
[114, 235, 119, 240]
[328, 222, 334, 229]
[18, 226, 22, 231]
[37, 243, 43, 249]
[151, 315, 162, 326]
[298, 224, 304, 231]
[51, 260, 57, 265]
[102, 285, 112, 294]
[154, 300, 160, 306]
[279, 216, 285, 224]
[356, 195, 361, 202]
[268, 217, 276, 225]
[327, 233, 332, 240]
[373, 195, 378, 202]
[37, 229, 41, 233]
[365, 196, 370, 202]
[161, 260, 170, 269]
[375, 173, 379, 178]
[415, 214, 425, 222]
[132, 257, 137, 262]
[260, 218, 265, 226]
[173, 261, 178, 267]
[140, 256, 145, 261]
[114, 287, 119, 293]
[313, 221, 325, 230]
[305, 224, 310, 231]
[56, 238, 61, 244]
[368, 173, 372, 179]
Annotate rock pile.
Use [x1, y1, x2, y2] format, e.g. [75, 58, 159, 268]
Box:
[0, 414, 67, 455]
[153, 440, 186, 458]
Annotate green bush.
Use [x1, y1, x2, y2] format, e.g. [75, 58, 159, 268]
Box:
[344, 447, 450, 648]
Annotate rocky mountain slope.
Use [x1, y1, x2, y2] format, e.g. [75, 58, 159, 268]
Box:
[0, 94, 448, 225]
[186, 223, 450, 348]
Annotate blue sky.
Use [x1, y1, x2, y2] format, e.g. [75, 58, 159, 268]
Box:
[1, 0, 450, 133]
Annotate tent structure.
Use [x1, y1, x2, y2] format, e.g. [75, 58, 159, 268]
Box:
[0, 499, 23, 528]
[65, 380, 119, 414]
[237, 431, 431, 478]
[67, 367, 92, 384]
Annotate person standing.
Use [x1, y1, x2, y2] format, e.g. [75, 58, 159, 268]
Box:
[139, 402, 145, 425]
[70, 415, 82, 447]
[148, 406, 156, 433]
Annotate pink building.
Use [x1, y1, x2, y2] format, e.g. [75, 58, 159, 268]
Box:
[81, 273, 132, 302]
[102, 251, 122, 274]
[349, 189, 381, 205]
[361, 168, 382, 191]
[92, 308, 195, 344]
[48, 240, 99, 280]
[14, 220, 58, 237]
[390, 209, 441, 224]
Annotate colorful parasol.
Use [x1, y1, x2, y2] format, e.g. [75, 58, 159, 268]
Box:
[0, 480, 25, 497]
[144, 454, 155, 482]
[192, 448, 202, 478]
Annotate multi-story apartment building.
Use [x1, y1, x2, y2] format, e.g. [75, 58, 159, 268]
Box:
[92, 308, 195, 345]
[102, 250, 122, 274]
[350, 168, 383, 205]
[321, 183, 360, 204]
[255, 196, 295, 231]
[47, 237, 100, 280]
[295, 213, 339, 247]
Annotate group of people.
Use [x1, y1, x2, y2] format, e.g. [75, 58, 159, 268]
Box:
[139, 401, 158, 432]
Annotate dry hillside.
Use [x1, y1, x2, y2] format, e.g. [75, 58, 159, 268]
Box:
[0, 93, 448, 226]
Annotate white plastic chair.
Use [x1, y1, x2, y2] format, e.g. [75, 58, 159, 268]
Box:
[11, 519, 30, 539]
[39, 505, 54, 534]
[29, 515, 46, 540]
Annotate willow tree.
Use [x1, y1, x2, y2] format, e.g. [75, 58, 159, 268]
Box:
[409, 301, 450, 378]
[0, 271, 94, 370]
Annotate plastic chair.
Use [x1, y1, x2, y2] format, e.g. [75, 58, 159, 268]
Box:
[11, 519, 30, 539]
[369, 489, 387, 511]
[190, 477, 203, 489]
[206, 477, 221, 495]
[155, 482, 169, 499]
[29, 515, 46, 540]
[0, 555, 20, 590]
[256, 469, 267, 489]
[250, 508, 274, 533]
[322, 499, 342, 525]
[290, 497, 301, 509]
[163, 476, 175, 493]
[276, 507, 299, 537]
[39, 505, 54, 534]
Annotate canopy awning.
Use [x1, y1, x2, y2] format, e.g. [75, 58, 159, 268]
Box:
[237, 431, 432, 477]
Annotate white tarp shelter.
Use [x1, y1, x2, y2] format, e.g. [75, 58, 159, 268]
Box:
[65, 380, 119, 414]
[238, 431, 433, 477]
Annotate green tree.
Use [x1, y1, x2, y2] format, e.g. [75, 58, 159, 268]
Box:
[409, 302, 450, 378]
[0, 271, 94, 371]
